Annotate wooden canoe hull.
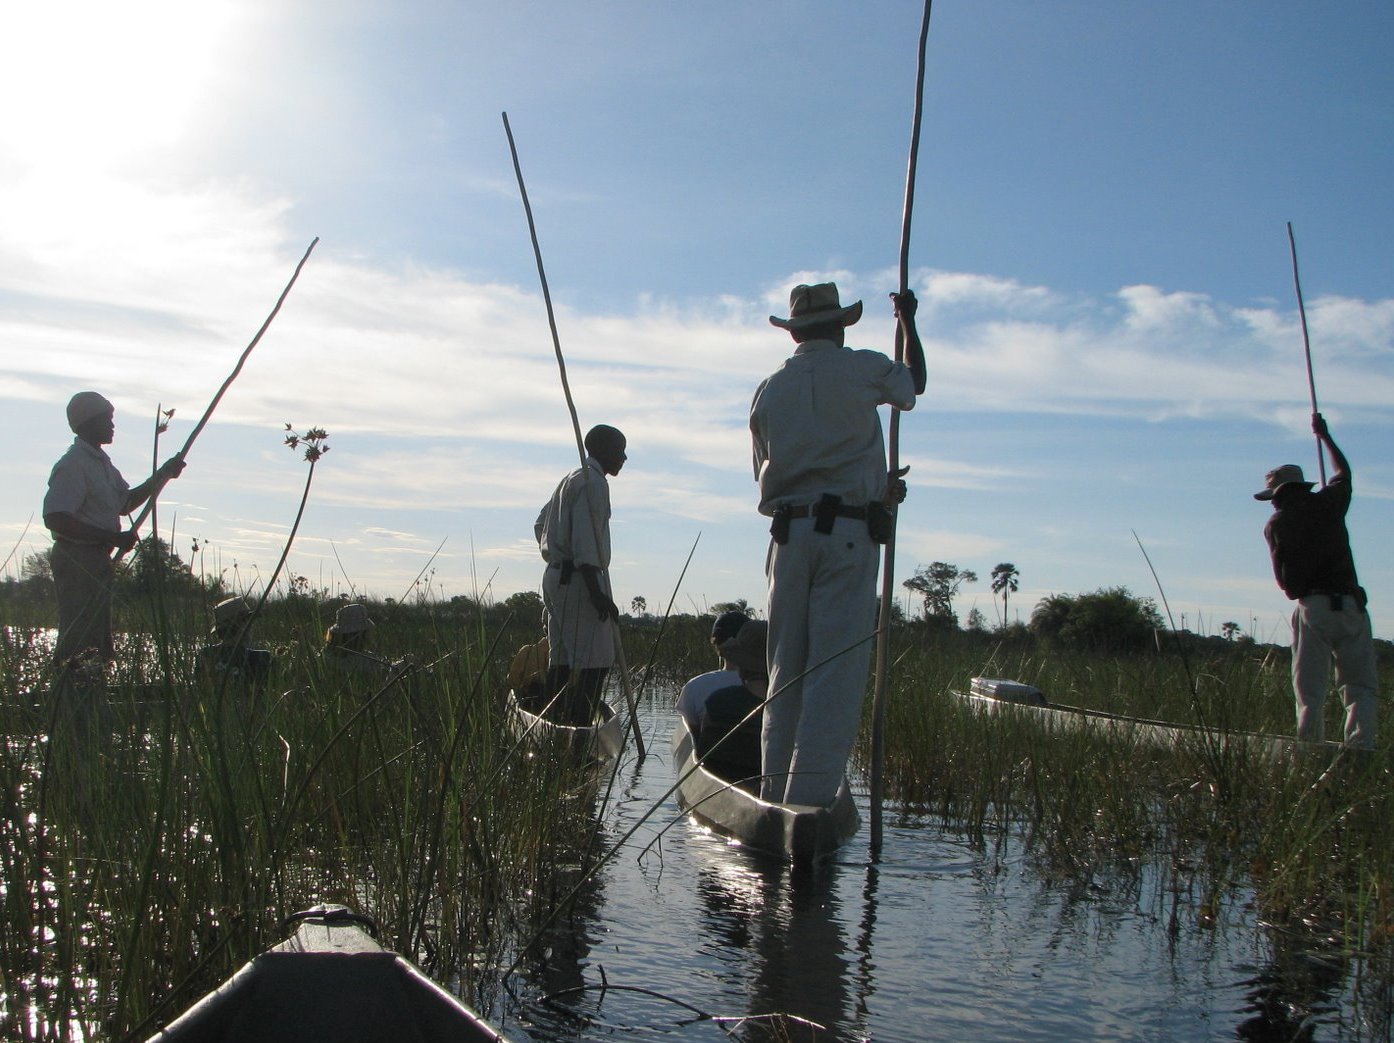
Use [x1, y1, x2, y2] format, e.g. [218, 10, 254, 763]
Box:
[953, 678, 1346, 759]
[505, 689, 624, 762]
[671, 719, 859, 865]
[146, 905, 508, 1042]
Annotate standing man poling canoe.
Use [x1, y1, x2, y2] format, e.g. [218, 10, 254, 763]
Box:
[534, 424, 626, 725]
[1255, 413, 1379, 748]
[43, 391, 186, 673]
[751, 283, 925, 805]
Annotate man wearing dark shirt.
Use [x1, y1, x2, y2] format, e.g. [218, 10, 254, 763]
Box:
[1256, 413, 1378, 747]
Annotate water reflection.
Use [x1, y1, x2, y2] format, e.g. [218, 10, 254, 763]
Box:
[513, 774, 622, 1039]
[690, 840, 859, 1041]
[1235, 915, 1347, 1041]
[503, 703, 1385, 1042]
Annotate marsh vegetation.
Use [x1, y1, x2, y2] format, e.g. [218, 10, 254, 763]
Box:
[1, 582, 1392, 1039]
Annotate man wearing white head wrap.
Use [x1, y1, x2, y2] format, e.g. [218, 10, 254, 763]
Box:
[43, 392, 187, 668]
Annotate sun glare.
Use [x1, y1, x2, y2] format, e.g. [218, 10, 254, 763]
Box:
[0, 1, 239, 169]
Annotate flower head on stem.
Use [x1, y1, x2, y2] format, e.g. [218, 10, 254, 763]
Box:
[284, 425, 330, 463]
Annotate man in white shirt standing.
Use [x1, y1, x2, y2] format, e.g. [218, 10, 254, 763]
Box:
[43, 391, 186, 670]
[751, 283, 925, 806]
[535, 424, 626, 724]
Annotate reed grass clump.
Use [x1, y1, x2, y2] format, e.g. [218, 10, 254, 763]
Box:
[0, 594, 624, 1041]
[867, 625, 1394, 975]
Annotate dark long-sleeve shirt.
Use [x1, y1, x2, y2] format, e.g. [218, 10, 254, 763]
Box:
[1264, 474, 1361, 600]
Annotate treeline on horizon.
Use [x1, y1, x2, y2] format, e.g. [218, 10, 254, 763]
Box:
[5, 537, 1393, 670]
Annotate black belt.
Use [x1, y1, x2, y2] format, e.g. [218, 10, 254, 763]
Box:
[778, 504, 868, 520]
[1301, 589, 1367, 612]
[548, 559, 576, 584]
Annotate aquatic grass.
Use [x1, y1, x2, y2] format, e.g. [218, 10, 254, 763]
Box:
[870, 626, 1394, 997]
[0, 592, 628, 1041]
[6, 583, 1393, 1038]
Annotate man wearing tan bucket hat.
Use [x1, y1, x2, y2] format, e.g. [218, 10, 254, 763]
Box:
[43, 391, 186, 670]
[751, 282, 926, 805]
[1255, 413, 1378, 748]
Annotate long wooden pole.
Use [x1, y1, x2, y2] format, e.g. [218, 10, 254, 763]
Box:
[502, 112, 646, 761]
[870, 0, 933, 858]
[1286, 222, 1326, 486]
[117, 237, 320, 560]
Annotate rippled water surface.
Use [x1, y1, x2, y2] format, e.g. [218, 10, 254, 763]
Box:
[503, 702, 1383, 1042]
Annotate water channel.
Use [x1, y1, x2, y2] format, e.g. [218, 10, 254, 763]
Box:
[504, 699, 1382, 1042]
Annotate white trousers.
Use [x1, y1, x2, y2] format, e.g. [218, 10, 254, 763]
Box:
[761, 515, 878, 805]
[542, 566, 614, 670]
[1291, 594, 1379, 748]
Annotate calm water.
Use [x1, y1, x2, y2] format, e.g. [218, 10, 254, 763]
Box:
[502, 700, 1386, 1042]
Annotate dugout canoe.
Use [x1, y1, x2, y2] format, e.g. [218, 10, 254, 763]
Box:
[505, 688, 625, 762]
[671, 716, 859, 865]
[145, 904, 509, 1042]
[955, 677, 1346, 759]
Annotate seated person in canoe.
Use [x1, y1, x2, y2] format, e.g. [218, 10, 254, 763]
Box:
[323, 603, 411, 678]
[508, 635, 551, 711]
[695, 620, 768, 791]
[198, 595, 272, 691]
[675, 608, 750, 729]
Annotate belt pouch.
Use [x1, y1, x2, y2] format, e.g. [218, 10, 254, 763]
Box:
[559, 560, 575, 585]
[867, 502, 894, 544]
[814, 493, 841, 535]
[770, 508, 791, 546]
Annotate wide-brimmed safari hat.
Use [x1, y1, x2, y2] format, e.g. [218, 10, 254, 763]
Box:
[769, 282, 863, 331]
[330, 603, 374, 636]
[212, 596, 253, 627]
[718, 619, 768, 677]
[66, 391, 114, 432]
[1254, 464, 1314, 501]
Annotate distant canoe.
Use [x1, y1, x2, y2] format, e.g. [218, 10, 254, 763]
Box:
[955, 677, 1345, 758]
[505, 688, 625, 762]
[145, 904, 509, 1042]
[671, 717, 859, 865]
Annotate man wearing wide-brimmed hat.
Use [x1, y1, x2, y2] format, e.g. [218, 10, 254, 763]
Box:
[323, 602, 408, 677]
[43, 391, 186, 670]
[750, 282, 926, 805]
[199, 595, 273, 690]
[1255, 412, 1378, 747]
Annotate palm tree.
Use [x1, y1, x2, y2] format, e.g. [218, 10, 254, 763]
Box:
[990, 563, 1020, 627]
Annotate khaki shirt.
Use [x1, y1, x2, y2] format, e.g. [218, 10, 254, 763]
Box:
[535, 456, 611, 569]
[750, 339, 916, 516]
[43, 438, 130, 540]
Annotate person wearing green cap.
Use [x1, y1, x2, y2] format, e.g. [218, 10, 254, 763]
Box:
[43, 391, 186, 669]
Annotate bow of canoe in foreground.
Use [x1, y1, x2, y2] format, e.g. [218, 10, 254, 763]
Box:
[145, 905, 510, 1042]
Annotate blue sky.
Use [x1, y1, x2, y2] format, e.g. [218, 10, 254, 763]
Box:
[1, 1, 1391, 643]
